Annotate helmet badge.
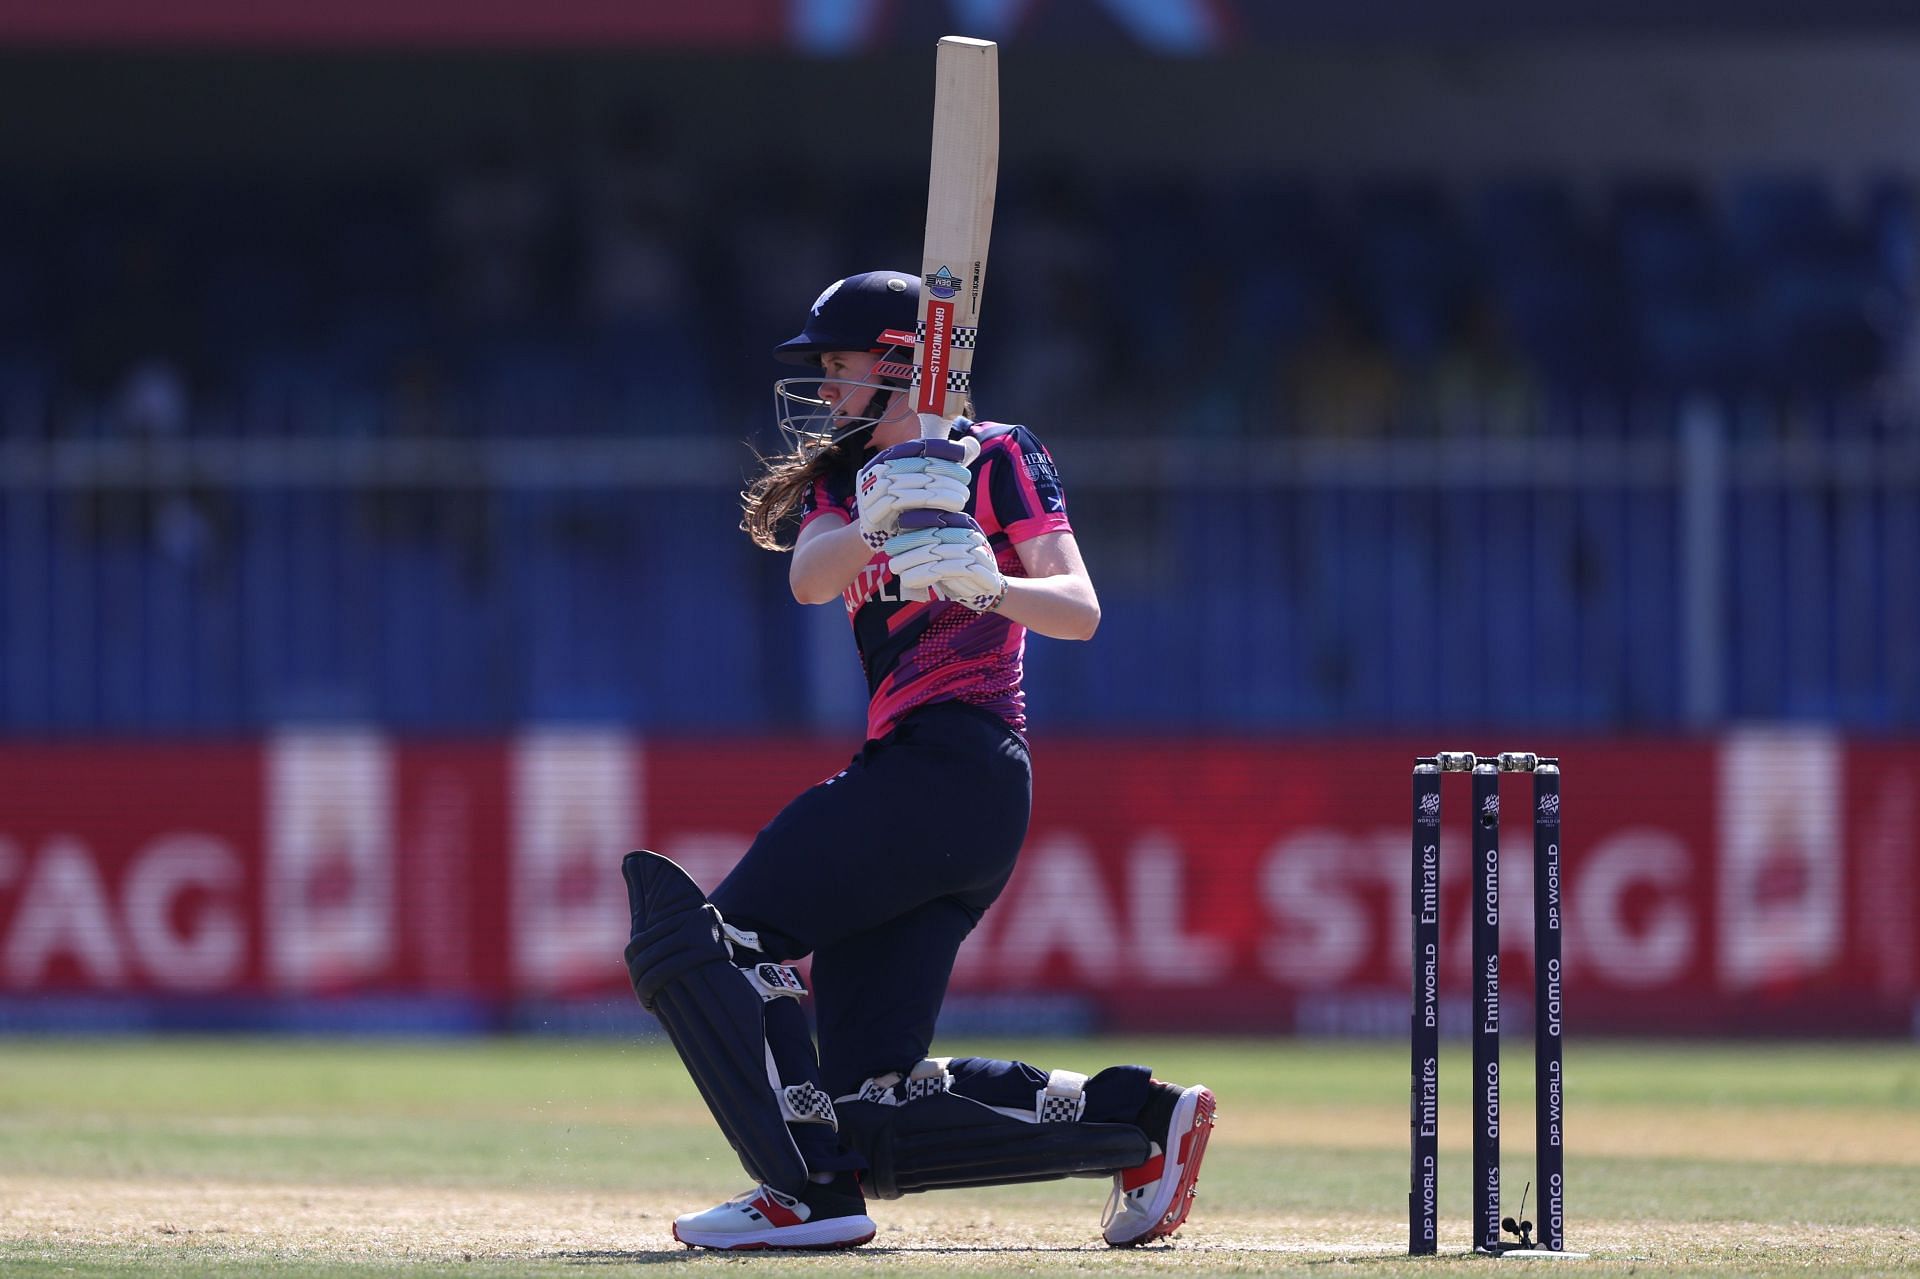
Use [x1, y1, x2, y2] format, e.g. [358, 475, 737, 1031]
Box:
[810, 278, 845, 317]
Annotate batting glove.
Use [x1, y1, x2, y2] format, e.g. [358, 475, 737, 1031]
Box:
[855, 438, 979, 549]
[883, 511, 1008, 612]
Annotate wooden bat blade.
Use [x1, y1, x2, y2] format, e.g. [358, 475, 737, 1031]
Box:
[914, 35, 998, 438]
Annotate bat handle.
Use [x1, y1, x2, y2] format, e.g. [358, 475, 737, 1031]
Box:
[903, 413, 949, 601]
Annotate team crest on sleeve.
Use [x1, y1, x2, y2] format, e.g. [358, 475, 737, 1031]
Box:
[1024, 450, 1060, 488]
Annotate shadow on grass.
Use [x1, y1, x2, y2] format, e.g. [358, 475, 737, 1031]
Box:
[547, 1243, 1149, 1264]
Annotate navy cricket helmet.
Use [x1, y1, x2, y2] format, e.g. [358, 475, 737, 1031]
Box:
[773, 270, 919, 365]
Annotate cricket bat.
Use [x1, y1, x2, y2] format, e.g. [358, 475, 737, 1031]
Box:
[914, 35, 998, 441]
[903, 36, 998, 602]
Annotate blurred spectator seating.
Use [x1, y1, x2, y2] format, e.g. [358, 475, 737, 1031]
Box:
[3, 167, 1916, 734]
[2, 168, 1912, 437]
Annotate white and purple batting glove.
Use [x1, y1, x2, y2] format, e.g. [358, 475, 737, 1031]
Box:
[883, 511, 1008, 612]
[855, 438, 978, 550]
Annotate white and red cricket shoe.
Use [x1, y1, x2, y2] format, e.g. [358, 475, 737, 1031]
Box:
[672, 1179, 876, 1251]
[1103, 1081, 1217, 1247]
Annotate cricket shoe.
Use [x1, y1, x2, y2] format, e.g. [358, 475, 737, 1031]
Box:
[1103, 1080, 1217, 1247]
[672, 1176, 876, 1251]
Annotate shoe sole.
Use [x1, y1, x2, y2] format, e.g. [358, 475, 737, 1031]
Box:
[673, 1215, 876, 1251]
[1108, 1084, 1217, 1247]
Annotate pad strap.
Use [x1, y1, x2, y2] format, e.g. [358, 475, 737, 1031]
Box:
[1039, 1069, 1089, 1122]
[780, 1079, 837, 1124]
[744, 961, 807, 1001]
[908, 1057, 954, 1100]
[846, 1057, 954, 1106]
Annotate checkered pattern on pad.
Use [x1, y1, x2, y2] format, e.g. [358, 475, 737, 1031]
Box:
[906, 1070, 951, 1100]
[783, 1083, 837, 1125]
[1038, 1093, 1083, 1122]
[1037, 1068, 1089, 1123]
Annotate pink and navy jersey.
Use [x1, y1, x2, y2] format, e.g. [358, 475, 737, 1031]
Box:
[799, 419, 1072, 742]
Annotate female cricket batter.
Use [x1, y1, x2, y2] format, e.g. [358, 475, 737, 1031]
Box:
[619, 270, 1214, 1251]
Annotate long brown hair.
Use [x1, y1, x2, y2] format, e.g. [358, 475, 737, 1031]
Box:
[740, 437, 858, 551]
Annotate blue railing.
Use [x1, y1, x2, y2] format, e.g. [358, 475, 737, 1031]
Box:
[2, 398, 1915, 734]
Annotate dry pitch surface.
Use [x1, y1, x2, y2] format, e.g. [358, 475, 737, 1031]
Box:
[2, 1038, 1918, 1277]
[4, 1178, 1917, 1275]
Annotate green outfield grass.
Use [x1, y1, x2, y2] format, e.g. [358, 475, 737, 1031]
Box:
[1, 1036, 1917, 1277]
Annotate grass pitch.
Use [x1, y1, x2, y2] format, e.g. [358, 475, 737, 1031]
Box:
[1, 1036, 1917, 1276]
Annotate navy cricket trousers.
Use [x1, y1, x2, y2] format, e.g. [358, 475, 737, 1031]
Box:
[711, 700, 1030, 1099]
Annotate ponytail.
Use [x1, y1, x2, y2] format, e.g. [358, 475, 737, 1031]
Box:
[740, 439, 858, 551]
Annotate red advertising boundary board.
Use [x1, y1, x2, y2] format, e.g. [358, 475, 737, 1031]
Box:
[2, 732, 1915, 1035]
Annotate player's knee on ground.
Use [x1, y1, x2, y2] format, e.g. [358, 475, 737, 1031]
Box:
[835, 1057, 1151, 1199]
